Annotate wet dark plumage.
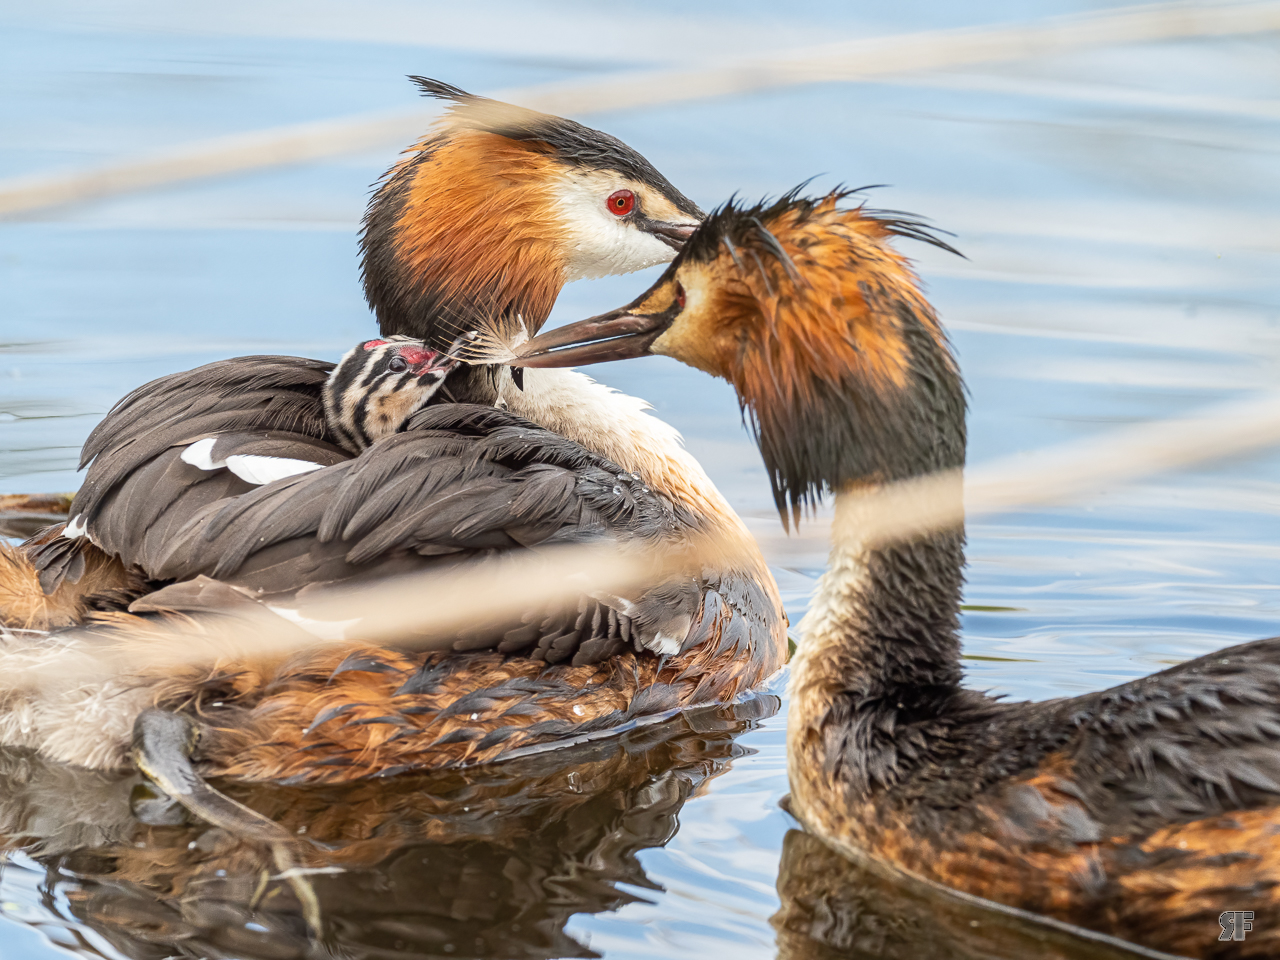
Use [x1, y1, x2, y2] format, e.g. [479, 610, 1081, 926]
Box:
[517, 190, 1280, 958]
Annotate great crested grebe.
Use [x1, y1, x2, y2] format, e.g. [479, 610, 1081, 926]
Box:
[1, 77, 709, 627]
[513, 191, 1280, 958]
[0, 82, 786, 788]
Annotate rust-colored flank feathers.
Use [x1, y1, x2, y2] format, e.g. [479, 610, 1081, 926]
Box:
[0, 525, 144, 630]
[150, 631, 769, 784]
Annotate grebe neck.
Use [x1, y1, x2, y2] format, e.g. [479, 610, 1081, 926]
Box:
[787, 491, 966, 805]
[797, 489, 965, 701]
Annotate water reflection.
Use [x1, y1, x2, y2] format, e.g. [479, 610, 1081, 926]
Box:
[0, 697, 777, 959]
[772, 831, 1168, 960]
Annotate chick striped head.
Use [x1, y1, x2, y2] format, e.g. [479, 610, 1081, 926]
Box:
[324, 336, 458, 453]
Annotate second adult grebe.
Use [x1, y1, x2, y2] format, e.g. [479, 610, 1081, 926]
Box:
[514, 190, 1280, 959]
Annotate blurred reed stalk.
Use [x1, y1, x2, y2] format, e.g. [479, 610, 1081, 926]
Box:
[2, 1, 1279, 219]
[5, 391, 1280, 685]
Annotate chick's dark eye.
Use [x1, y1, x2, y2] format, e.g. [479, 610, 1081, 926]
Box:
[607, 190, 635, 217]
[675, 283, 686, 309]
[388, 355, 408, 373]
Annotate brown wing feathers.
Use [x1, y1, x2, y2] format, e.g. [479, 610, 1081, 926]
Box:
[70, 356, 337, 527]
[79, 355, 334, 467]
[149, 406, 677, 577]
[132, 404, 717, 664]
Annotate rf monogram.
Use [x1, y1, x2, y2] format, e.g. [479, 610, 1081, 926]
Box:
[1219, 911, 1255, 942]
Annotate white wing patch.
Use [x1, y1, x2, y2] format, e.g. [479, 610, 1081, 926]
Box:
[225, 455, 324, 485]
[646, 630, 683, 656]
[180, 438, 323, 485]
[180, 437, 226, 471]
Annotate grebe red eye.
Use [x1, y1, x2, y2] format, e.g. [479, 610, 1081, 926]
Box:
[388, 355, 408, 373]
[607, 190, 635, 217]
[676, 283, 686, 309]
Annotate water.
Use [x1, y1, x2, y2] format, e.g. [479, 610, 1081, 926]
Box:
[1, 2, 1278, 957]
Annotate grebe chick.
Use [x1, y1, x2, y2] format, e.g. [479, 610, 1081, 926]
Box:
[514, 191, 1280, 958]
[322, 335, 457, 451]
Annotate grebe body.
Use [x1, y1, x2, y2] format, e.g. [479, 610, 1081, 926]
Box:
[514, 192, 1280, 958]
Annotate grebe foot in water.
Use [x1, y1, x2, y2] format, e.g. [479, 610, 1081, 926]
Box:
[130, 708, 325, 935]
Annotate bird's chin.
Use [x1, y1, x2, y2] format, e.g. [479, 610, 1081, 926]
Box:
[564, 247, 671, 282]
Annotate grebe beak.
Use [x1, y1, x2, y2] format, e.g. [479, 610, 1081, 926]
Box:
[513, 305, 668, 368]
[402, 346, 459, 378]
[418, 356, 458, 379]
[640, 219, 698, 251]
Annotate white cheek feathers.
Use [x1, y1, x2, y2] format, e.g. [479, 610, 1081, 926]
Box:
[551, 178, 678, 282]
